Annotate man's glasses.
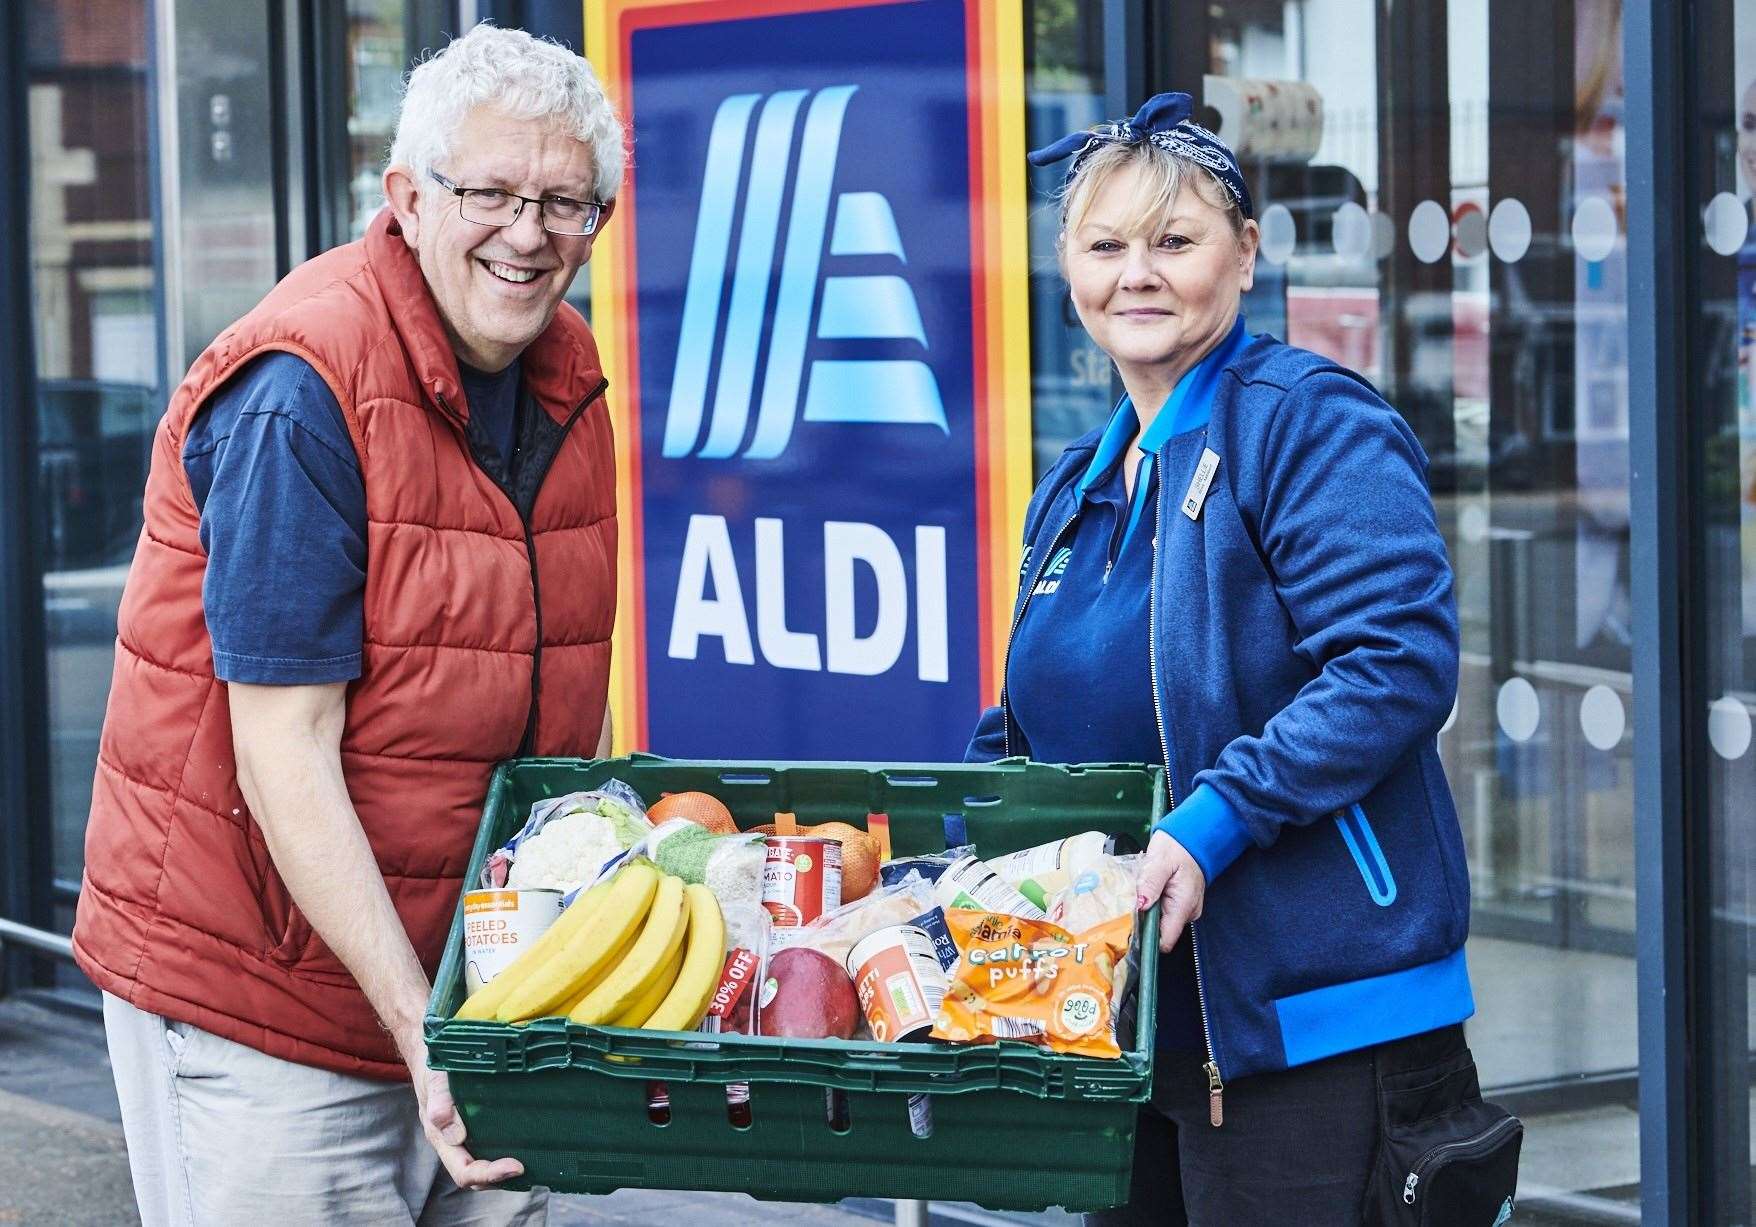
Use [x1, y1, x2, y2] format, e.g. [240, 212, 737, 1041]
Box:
[429, 170, 605, 237]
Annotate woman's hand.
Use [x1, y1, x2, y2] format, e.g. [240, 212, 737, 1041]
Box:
[1137, 829, 1207, 953]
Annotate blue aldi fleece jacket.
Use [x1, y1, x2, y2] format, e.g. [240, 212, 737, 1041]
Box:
[968, 334, 1472, 1084]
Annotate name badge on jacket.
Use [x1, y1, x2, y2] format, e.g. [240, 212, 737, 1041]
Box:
[1182, 448, 1221, 521]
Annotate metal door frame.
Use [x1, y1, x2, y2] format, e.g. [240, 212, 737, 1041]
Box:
[0, 0, 57, 993]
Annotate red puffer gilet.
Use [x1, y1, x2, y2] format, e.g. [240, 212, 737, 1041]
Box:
[72, 208, 615, 1078]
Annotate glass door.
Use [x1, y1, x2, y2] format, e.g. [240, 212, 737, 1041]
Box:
[343, 0, 433, 239]
[26, 0, 163, 938]
[25, 0, 451, 944]
[1024, 0, 1113, 476]
[1190, 0, 1638, 1214]
[1692, 0, 1756, 1217]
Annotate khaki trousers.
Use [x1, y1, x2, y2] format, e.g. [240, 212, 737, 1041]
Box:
[102, 992, 547, 1227]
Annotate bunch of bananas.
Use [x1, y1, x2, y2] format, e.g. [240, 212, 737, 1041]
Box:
[455, 859, 727, 1031]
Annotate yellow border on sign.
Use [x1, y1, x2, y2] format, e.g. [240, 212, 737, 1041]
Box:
[584, 0, 639, 753]
[584, 0, 1033, 751]
[978, 0, 1033, 706]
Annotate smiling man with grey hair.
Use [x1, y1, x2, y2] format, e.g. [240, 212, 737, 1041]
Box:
[74, 25, 623, 1225]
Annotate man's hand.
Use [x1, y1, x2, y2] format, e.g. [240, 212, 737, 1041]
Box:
[1136, 829, 1207, 953]
[398, 1024, 524, 1189]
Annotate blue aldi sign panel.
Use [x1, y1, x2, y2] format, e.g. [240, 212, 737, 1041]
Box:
[588, 0, 1031, 761]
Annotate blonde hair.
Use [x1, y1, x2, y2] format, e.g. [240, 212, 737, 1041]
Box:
[1056, 140, 1244, 250]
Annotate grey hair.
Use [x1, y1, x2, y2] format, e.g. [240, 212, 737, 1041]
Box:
[388, 24, 625, 202]
[1056, 140, 1243, 252]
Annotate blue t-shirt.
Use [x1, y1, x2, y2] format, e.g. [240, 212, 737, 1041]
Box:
[184, 351, 521, 684]
[1006, 454, 1160, 765]
[1006, 425, 1204, 1052]
[458, 360, 523, 476]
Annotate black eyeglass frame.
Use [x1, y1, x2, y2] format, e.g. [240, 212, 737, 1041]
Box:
[428, 170, 606, 236]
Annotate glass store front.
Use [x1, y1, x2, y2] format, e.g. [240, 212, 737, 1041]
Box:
[1692, 0, 1756, 1218]
[1, 0, 1750, 1220]
[18, 0, 457, 943]
[24, 0, 160, 940]
[1020, 0, 1753, 1216]
[1022, 0, 1645, 1214]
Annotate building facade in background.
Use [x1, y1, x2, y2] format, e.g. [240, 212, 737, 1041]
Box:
[2, 1, 1752, 1222]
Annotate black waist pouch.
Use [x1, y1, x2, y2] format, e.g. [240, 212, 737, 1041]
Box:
[1363, 1035, 1523, 1226]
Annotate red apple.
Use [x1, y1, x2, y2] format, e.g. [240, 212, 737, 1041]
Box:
[757, 947, 860, 1039]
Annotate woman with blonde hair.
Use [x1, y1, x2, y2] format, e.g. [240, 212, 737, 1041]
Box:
[967, 94, 1518, 1222]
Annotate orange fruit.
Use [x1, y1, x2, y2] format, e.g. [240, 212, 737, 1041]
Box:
[647, 791, 739, 836]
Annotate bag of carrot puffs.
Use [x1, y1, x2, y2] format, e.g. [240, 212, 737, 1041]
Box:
[931, 909, 1133, 1058]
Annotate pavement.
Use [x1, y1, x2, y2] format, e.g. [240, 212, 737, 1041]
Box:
[0, 1087, 138, 1225]
[0, 992, 139, 1227]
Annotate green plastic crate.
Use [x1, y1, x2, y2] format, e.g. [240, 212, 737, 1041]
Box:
[424, 754, 1164, 1212]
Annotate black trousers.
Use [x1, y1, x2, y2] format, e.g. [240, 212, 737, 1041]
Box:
[1086, 1025, 1468, 1227]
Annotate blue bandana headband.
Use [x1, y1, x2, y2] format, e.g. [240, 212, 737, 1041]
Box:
[1028, 91, 1253, 221]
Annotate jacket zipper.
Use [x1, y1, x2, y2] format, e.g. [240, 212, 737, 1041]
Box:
[999, 509, 1080, 758]
[438, 377, 607, 756]
[1146, 460, 1222, 1126]
[517, 515, 545, 755]
[1402, 1116, 1521, 1205]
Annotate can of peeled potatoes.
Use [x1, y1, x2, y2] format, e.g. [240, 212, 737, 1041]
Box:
[847, 923, 950, 1042]
[462, 888, 564, 994]
[762, 836, 843, 931]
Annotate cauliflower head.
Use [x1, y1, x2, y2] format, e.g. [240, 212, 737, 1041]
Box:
[506, 812, 624, 892]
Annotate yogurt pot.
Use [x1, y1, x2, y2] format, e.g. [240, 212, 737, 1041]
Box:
[847, 923, 950, 1043]
[462, 888, 564, 994]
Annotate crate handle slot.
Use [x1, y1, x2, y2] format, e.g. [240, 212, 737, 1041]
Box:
[825, 1088, 852, 1134]
[645, 1081, 671, 1126]
[884, 773, 940, 787]
[909, 1093, 935, 1139]
[726, 1082, 753, 1130]
[962, 794, 1003, 807]
[718, 771, 774, 785]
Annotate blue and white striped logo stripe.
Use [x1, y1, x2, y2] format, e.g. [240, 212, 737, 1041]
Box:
[663, 86, 947, 460]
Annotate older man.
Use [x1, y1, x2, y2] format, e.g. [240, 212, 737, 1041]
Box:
[72, 26, 620, 1225]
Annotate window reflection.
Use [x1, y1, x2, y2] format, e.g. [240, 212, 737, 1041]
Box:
[1700, 0, 1756, 1219]
[169, 0, 276, 369]
[1025, 0, 1111, 478]
[24, 0, 434, 915]
[26, 1, 159, 894]
[347, 0, 406, 238]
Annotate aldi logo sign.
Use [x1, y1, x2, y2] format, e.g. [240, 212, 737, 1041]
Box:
[663, 85, 948, 460]
[588, 0, 1030, 760]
